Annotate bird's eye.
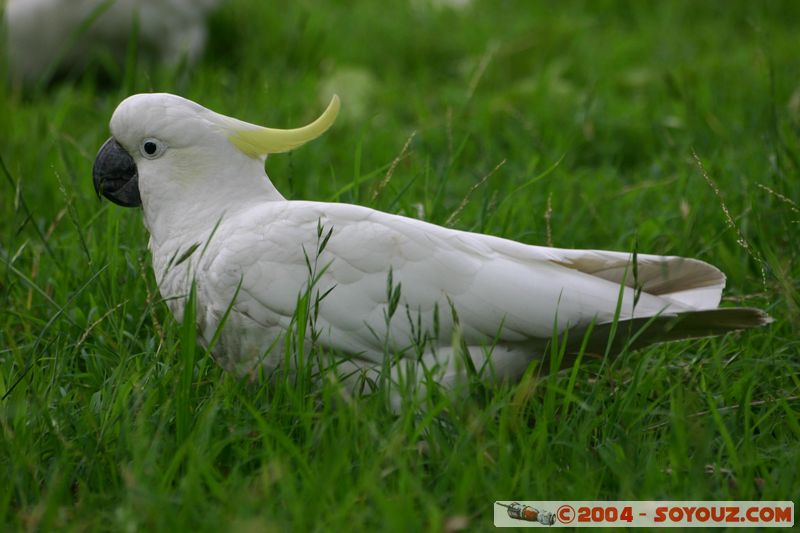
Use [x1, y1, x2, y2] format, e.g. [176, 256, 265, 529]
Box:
[140, 138, 166, 159]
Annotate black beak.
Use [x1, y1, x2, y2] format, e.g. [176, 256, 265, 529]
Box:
[92, 137, 142, 207]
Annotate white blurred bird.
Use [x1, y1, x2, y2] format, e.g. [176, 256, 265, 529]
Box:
[5, 0, 222, 86]
[92, 93, 771, 388]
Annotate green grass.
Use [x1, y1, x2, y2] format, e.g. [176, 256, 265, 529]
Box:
[1, 0, 799, 530]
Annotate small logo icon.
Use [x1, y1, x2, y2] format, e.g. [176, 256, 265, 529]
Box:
[496, 502, 556, 526]
[557, 504, 575, 524]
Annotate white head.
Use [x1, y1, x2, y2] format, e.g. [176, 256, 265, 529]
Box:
[93, 92, 339, 241]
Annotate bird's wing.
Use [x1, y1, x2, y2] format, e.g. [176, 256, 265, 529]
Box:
[446, 232, 726, 310]
[202, 201, 720, 360]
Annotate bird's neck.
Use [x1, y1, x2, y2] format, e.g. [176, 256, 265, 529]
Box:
[142, 169, 284, 248]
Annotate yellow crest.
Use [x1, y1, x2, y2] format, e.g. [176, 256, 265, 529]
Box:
[229, 95, 340, 158]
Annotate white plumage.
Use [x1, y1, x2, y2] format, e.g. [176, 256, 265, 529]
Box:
[6, 0, 221, 85]
[92, 93, 771, 388]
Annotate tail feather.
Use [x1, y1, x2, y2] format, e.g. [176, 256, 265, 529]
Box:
[551, 252, 727, 310]
[567, 307, 773, 356]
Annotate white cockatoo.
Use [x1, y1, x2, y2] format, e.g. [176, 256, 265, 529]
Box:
[5, 0, 222, 86]
[92, 93, 771, 389]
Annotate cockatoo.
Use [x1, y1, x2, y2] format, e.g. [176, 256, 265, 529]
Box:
[5, 0, 222, 86]
[92, 93, 771, 389]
